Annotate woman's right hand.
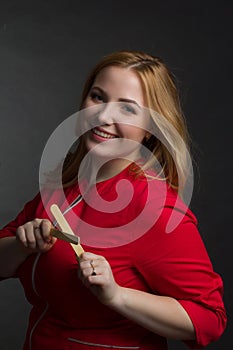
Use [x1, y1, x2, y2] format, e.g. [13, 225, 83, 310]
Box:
[16, 218, 57, 253]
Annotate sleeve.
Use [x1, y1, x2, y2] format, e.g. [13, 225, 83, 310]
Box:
[0, 192, 42, 280]
[132, 205, 227, 349]
[0, 192, 42, 239]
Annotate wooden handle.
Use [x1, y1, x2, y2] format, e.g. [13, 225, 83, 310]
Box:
[50, 204, 84, 258]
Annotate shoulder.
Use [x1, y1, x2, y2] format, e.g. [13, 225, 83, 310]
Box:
[127, 167, 197, 223]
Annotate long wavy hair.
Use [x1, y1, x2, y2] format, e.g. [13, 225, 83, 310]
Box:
[62, 50, 191, 192]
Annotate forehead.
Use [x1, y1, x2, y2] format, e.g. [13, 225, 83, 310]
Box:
[93, 66, 145, 103]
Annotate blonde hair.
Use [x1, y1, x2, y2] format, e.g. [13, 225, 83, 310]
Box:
[62, 50, 191, 191]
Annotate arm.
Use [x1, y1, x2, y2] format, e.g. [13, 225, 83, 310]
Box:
[0, 236, 32, 277]
[79, 252, 195, 340]
[79, 207, 226, 346]
[111, 286, 195, 340]
[131, 208, 227, 347]
[0, 219, 56, 278]
[0, 192, 57, 278]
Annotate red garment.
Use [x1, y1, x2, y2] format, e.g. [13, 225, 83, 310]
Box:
[0, 167, 226, 349]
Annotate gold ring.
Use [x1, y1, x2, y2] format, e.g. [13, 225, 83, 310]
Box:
[90, 260, 96, 276]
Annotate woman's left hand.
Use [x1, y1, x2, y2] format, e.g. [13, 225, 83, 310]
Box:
[78, 253, 195, 341]
[78, 252, 121, 306]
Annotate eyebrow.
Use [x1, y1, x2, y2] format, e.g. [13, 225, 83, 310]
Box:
[91, 86, 142, 109]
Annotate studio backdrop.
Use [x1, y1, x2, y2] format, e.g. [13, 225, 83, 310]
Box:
[0, 1, 232, 349]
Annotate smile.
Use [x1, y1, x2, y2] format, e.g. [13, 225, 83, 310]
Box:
[92, 128, 118, 139]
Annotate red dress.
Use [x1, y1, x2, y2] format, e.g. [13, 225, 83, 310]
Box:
[0, 167, 226, 349]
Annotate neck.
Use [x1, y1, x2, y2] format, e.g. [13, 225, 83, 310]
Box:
[79, 157, 133, 185]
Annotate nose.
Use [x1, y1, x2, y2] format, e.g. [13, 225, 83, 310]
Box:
[95, 102, 118, 126]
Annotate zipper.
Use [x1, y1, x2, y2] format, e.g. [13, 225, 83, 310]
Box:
[29, 302, 49, 350]
[31, 253, 41, 297]
[28, 194, 83, 349]
[29, 253, 48, 350]
[52, 194, 83, 227]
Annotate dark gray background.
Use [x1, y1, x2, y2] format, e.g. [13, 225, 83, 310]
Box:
[0, 0, 232, 349]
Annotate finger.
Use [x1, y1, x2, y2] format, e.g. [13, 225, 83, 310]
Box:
[40, 219, 52, 242]
[80, 266, 95, 279]
[87, 266, 114, 286]
[79, 258, 95, 276]
[34, 228, 48, 250]
[16, 226, 27, 247]
[88, 274, 106, 285]
[79, 259, 96, 270]
[79, 258, 104, 274]
[24, 223, 37, 249]
[34, 218, 43, 226]
[82, 261, 110, 278]
[79, 260, 99, 284]
[79, 252, 105, 263]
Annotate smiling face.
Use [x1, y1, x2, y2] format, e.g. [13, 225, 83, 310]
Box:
[82, 66, 150, 161]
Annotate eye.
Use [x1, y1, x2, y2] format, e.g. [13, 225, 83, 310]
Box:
[121, 104, 136, 115]
[90, 92, 103, 103]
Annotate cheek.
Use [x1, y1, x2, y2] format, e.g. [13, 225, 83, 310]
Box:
[123, 126, 147, 141]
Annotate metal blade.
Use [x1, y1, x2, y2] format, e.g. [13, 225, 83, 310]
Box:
[50, 228, 80, 245]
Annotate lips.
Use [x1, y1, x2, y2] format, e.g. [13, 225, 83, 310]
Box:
[91, 127, 118, 139]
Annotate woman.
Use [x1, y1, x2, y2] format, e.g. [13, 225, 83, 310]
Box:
[0, 51, 226, 349]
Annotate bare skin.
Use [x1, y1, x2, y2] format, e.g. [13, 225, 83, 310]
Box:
[79, 252, 195, 340]
[0, 219, 56, 277]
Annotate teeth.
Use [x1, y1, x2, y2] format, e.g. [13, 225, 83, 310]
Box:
[92, 128, 116, 139]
